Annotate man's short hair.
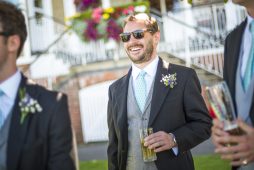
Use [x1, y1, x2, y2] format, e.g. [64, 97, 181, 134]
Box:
[123, 13, 160, 34]
[0, 1, 27, 57]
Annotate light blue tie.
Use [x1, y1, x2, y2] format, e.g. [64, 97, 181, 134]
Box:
[0, 89, 4, 129]
[243, 21, 254, 91]
[135, 70, 147, 112]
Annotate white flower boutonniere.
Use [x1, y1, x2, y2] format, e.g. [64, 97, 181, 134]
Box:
[19, 88, 42, 124]
[160, 73, 177, 88]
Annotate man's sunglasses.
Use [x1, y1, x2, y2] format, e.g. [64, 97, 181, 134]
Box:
[119, 29, 153, 43]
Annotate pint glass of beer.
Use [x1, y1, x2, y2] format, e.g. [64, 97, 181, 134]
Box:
[205, 81, 244, 139]
[139, 128, 157, 162]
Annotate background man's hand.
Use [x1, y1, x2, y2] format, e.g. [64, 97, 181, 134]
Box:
[211, 119, 229, 148]
[212, 119, 254, 166]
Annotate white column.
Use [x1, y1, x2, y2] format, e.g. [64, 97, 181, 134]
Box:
[63, 0, 76, 18]
[212, 5, 219, 39]
[183, 0, 192, 67]
[17, 0, 32, 64]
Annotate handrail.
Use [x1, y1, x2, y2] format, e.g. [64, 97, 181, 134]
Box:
[28, 14, 66, 26]
[28, 28, 70, 66]
[21, 14, 70, 72]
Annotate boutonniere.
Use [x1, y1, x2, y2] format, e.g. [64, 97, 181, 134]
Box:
[19, 88, 42, 124]
[160, 73, 177, 88]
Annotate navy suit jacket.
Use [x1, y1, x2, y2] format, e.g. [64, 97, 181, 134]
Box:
[223, 19, 254, 124]
[6, 75, 75, 170]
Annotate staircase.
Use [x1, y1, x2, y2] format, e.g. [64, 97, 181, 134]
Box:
[159, 52, 222, 86]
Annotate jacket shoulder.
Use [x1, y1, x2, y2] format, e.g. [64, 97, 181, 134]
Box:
[169, 63, 196, 75]
[26, 79, 67, 104]
[226, 19, 246, 41]
[109, 74, 128, 89]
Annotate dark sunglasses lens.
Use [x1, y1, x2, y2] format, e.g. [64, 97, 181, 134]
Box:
[120, 33, 131, 42]
[133, 30, 145, 39]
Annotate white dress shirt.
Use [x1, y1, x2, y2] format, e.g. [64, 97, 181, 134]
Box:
[131, 56, 178, 155]
[0, 71, 21, 123]
[131, 56, 159, 95]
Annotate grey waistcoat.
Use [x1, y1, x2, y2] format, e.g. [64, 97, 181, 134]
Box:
[126, 77, 157, 170]
[236, 60, 254, 170]
[236, 60, 254, 126]
[0, 111, 13, 170]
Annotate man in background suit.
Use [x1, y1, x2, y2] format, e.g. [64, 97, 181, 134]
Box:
[211, 0, 254, 169]
[107, 13, 212, 170]
[0, 1, 75, 170]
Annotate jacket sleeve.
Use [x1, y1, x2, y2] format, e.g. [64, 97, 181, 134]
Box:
[48, 94, 75, 170]
[173, 69, 212, 153]
[107, 87, 119, 170]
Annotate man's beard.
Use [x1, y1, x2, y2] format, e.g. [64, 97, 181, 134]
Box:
[127, 40, 154, 64]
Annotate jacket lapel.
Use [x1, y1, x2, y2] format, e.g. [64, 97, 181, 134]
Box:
[7, 75, 37, 170]
[251, 96, 254, 123]
[228, 20, 247, 108]
[115, 69, 131, 150]
[149, 58, 171, 126]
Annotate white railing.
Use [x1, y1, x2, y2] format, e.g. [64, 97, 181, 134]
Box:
[18, 2, 246, 78]
[156, 2, 246, 77]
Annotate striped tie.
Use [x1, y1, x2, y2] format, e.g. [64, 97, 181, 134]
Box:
[135, 70, 147, 112]
[0, 89, 4, 129]
[243, 21, 254, 91]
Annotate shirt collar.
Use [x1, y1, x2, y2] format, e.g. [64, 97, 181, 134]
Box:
[0, 71, 21, 100]
[132, 56, 159, 80]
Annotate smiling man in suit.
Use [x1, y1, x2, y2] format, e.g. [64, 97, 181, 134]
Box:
[211, 0, 254, 169]
[107, 13, 212, 170]
[0, 1, 75, 170]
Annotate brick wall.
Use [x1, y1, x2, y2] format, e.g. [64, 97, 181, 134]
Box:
[58, 68, 128, 143]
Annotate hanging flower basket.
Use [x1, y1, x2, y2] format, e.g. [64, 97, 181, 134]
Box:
[68, 1, 150, 42]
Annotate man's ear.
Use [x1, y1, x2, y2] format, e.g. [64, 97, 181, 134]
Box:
[153, 31, 160, 45]
[7, 35, 20, 54]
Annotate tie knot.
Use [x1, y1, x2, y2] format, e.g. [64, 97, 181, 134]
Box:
[138, 70, 146, 78]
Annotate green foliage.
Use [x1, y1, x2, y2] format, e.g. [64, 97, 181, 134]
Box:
[194, 154, 231, 170]
[79, 154, 231, 170]
[80, 160, 107, 170]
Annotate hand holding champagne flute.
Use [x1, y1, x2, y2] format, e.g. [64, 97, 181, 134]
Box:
[206, 81, 244, 146]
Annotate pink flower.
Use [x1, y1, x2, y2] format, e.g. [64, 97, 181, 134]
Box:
[92, 7, 103, 23]
[122, 6, 134, 15]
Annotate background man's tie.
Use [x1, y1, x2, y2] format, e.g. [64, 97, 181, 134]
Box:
[135, 70, 147, 112]
[243, 21, 254, 91]
[0, 89, 4, 129]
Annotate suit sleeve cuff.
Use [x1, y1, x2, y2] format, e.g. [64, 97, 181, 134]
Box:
[169, 133, 178, 155]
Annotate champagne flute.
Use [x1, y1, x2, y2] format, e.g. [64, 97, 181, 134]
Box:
[205, 81, 244, 145]
[139, 128, 157, 162]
